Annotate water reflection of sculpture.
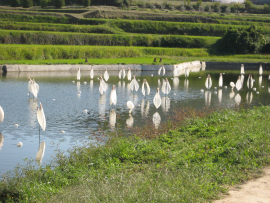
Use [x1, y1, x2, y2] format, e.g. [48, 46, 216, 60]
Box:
[0, 132, 3, 150]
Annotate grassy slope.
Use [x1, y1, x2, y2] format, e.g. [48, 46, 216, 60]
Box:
[1, 106, 270, 202]
[0, 8, 269, 64]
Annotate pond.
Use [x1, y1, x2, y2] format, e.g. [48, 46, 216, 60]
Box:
[0, 68, 270, 176]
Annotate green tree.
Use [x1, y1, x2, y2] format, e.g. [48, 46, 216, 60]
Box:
[244, 0, 253, 9]
[82, 0, 91, 7]
[53, 0, 65, 8]
[22, 0, 33, 8]
[10, 0, 21, 7]
[216, 25, 266, 54]
[40, 0, 48, 8]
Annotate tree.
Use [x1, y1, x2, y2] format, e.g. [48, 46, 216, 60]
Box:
[82, 0, 90, 7]
[22, 0, 33, 8]
[10, 0, 21, 7]
[215, 25, 266, 54]
[244, 0, 253, 9]
[40, 0, 48, 8]
[53, 0, 65, 8]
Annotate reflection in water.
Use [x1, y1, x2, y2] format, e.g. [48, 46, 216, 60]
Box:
[99, 95, 106, 120]
[28, 98, 39, 127]
[173, 77, 179, 90]
[161, 97, 170, 113]
[77, 81, 80, 92]
[185, 68, 190, 78]
[235, 94, 241, 106]
[0, 132, 3, 150]
[153, 112, 161, 129]
[184, 79, 189, 91]
[247, 75, 254, 89]
[36, 141, 45, 164]
[269, 87, 270, 93]
[122, 81, 125, 91]
[205, 91, 211, 107]
[218, 89, 222, 104]
[141, 99, 150, 118]
[246, 92, 253, 104]
[127, 83, 130, 94]
[118, 81, 121, 89]
[230, 89, 235, 99]
[158, 79, 161, 88]
[109, 109, 116, 130]
[126, 115, 134, 128]
[90, 80, 93, 90]
[259, 76, 262, 88]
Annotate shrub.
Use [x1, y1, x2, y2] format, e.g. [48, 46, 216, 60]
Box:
[244, 0, 253, 9]
[53, 0, 65, 8]
[263, 3, 270, 12]
[179, 5, 185, 11]
[123, 0, 130, 8]
[40, 0, 47, 8]
[204, 5, 210, 12]
[215, 25, 266, 54]
[10, 0, 21, 7]
[198, 5, 204, 12]
[225, 5, 231, 14]
[82, 0, 90, 7]
[22, 0, 33, 8]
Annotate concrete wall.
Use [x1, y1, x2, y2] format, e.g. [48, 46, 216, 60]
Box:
[0, 61, 202, 72]
[205, 62, 270, 71]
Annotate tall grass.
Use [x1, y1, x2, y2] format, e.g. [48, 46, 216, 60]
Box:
[0, 30, 219, 48]
[0, 44, 210, 60]
[1, 106, 270, 202]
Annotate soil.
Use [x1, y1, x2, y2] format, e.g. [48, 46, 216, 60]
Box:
[214, 167, 270, 203]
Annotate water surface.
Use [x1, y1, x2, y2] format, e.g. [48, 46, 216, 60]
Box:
[0, 68, 269, 176]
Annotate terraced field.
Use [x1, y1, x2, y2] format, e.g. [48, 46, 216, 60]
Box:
[0, 6, 270, 64]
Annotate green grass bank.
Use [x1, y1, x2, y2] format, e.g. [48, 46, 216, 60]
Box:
[1, 106, 270, 202]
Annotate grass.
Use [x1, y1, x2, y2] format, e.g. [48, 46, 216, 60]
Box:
[0, 45, 211, 61]
[0, 57, 184, 65]
[1, 106, 270, 202]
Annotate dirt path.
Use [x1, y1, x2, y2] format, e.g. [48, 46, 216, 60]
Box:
[214, 167, 270, 203]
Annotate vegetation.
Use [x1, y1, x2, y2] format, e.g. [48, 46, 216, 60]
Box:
[22, 0, 33, 8]
[53, 0, 65, 9]
[10, 0, 21, 7]
[0, 44, 210, 60]
[213, 25, 267, 54]
[0, 30, 219, 48]
[1, 106, 270, 202]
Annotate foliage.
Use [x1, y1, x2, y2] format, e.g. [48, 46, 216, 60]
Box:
[0, 30, 218, 48]
[40, 0, 47, 8]
[22, 0, 32, 8]
[0, 44, 209, 60]
[82, 0, 90, 7]
[214, 25, 266, 54]
[244, 0, 253, 9]
[53, 0, 65, 8]
[10, 0, 21, 7]
[1, 106, 270, 202]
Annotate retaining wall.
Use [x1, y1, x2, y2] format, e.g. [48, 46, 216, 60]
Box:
[205, 62, 270, 71]
[0, 61, 203, 72]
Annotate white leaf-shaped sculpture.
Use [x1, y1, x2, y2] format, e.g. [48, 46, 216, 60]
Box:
[161, 78, 171, 95]
[153, 88, 162, 109]
[104, 69, 109, 81]
[0, 106, 4, 123]
[110, 85, 117, 105]
[77, 67, 81, 81]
